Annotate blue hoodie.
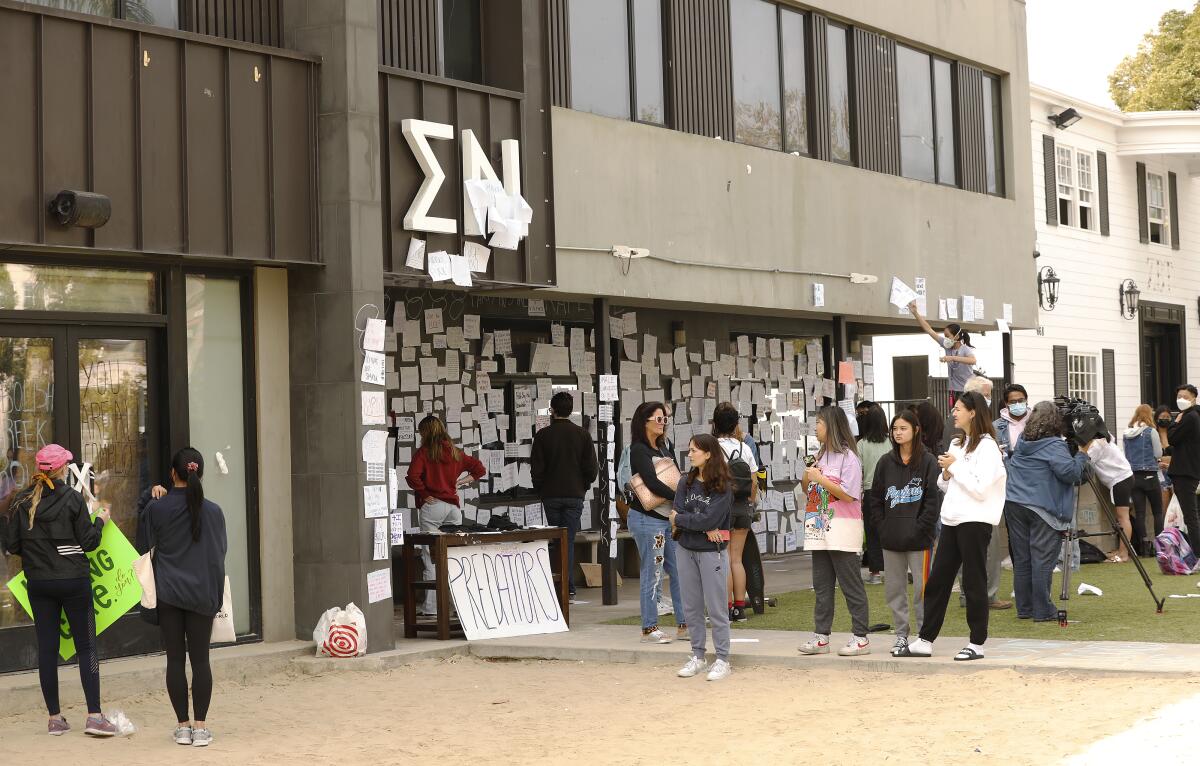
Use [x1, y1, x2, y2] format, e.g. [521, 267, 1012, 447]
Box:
[1005, 436, 1089, 523]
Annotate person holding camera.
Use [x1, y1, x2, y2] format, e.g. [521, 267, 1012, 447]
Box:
[1167, 384, 1200, 556]
[897, 393, 1005, 661]
[1002, 402, 1090, 621]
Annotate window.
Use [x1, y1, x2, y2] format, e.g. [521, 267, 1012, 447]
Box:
[1056, 145, 1075, 226]
[780, 9, 808, 155]
[1076, 151, 1094, 230]
[26, 0, 177, 29]
[982, 73, 1003, 195]
[442, 0, 482, 83]
[0, 264, 158, 313]
[1067, 353, 1098, 403]
[632, 0, 665, 124]
[897, 45, 935, 182]
[933, 59, 956, 185]
[1148, 172, 1168, 245]
[827, 23, 853, 163]
[731, 0, 783, 149]
[568, 0, 631, 120]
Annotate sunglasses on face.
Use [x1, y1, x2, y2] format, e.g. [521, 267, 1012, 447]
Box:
[652, 416, 670, 424]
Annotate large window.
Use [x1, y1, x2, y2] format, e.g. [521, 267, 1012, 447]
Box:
[26, 0, 177, 29]
[982, 73, 1004, 195]
[897, 46, 935, 182]
[1148, 172, 1169, 245]
[732, 0, 783, 149]
[1067, 353, 1098, 403]
[442, 0, 482, 83]
[933, 59, 956, 185]
[780, 9, 808, 155]
[1077, 151, 1094, 230]
[1056, 144, 1075, 226]
[827, 23, 853, 164]
[632, 0, 665, 124]
[568, 0, 664, 125]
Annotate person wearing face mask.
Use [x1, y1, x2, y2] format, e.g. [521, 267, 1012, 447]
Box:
[954, 376, 1010, 610]
[908, 302, 977, 406]
[1155, 404, 1175, 522]
[1167, 384, 1200, 556]
[994, 384, 1030, 458]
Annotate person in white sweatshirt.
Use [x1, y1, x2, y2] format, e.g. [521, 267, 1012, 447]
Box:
[896, 392, 1006, 661]
[1088, 432, 1135, 562]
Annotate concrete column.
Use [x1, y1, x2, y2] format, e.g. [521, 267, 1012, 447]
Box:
[281, 0, 391, 649]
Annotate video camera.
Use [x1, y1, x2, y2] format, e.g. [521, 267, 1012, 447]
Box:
[1053, 396, 1109, 450]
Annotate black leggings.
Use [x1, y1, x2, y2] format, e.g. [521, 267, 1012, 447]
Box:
[1130, 471, 1164, 551]
[1172, 476, 1200, 558]
[158, 601, 215, 722]
[28, 577, 100, 716]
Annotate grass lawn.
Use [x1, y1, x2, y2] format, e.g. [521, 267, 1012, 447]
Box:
[607, 559, 1200, 643]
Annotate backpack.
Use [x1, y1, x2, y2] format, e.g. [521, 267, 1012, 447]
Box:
[728, 446, 753, 502]
[1154, 527, 1198, 575]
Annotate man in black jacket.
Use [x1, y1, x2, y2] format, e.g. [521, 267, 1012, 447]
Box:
[1168, 384, 1200, 555]
[531, 391, 598, 598]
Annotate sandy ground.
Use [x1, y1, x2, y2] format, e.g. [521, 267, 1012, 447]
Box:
[1, 655, 1196, 765]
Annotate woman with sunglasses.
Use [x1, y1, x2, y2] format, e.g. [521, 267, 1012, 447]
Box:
[627, 402, 686, 644]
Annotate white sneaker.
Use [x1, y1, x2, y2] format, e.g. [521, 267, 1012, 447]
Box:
[706, 659, 731, 681]
[798, 635, 830, 655]
[174, 726, 193, 745]
[641, 628, 672, 644]
[677, 656, 708, 678]
[838, 636, 871, 656]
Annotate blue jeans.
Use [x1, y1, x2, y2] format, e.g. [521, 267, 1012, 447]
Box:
[627, 509, 684, 630]
[1004, 501, 1062, 620]
[542, 497, 584, 594]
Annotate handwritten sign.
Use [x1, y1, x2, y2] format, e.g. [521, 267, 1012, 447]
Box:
[362, 391, 386, 425]
[363, 317, 385, 352]
[7, 519, 142, 660]
[361, 351, 386, 386]
[446, 540, 568, 640]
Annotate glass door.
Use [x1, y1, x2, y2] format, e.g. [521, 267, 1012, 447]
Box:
[0, 325, 163, 673]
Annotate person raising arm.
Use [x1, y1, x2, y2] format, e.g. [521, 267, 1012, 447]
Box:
[908, 301, 977, 405]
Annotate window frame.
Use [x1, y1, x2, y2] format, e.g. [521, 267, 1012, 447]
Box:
[1075, 149, 1095, 231]
[778, 5, 811, 157]
[825, 20, 855, 167]
[931, 55, 958, 187]
[628, 0, 668, 127]
[982, 72, 1005, 197]
[1055, 143, 1076, 228]
[1147, 171, 1169, 246]
[1067, 352, 1099, 404]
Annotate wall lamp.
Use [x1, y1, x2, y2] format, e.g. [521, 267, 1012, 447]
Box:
[48, 190, 111, 228]
[1120, 279, 1140, 320]
[1037, 266, 1060, 311]
[1049, 107, 1082, 130]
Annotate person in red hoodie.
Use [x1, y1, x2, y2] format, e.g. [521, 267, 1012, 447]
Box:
[406, 415, 486, 614]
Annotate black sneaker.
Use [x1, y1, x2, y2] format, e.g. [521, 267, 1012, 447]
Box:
[731, 605, 748, 622]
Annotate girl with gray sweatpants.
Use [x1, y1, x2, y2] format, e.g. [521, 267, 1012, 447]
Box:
[670, 435, 734, 680]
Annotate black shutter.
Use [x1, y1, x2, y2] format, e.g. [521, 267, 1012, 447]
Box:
[1102, 349, 1116, 429]
[1053, 345, 1069, 398]
[956, 64, 986, 194]
[1169, 171, 1181, 250]
[1097, 150, 1110, 236]
[852, 28, 900, 175]
[1136, 162, 1149, 244]
[548, 0, 570, 107]
[1042, 134, 1057, 226]
[809, 14, 831, 162]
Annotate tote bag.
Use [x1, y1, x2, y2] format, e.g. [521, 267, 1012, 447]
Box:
[629, 457, 682, 518]
[210, 576, 236, 644]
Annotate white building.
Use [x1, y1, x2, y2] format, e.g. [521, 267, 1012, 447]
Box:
[1017, 85, 1200, 423]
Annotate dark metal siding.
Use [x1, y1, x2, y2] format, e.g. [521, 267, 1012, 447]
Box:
[181, 0, 282, 48]
[378, 0, 440, 74]
[851, 27, 898, 175]
[1136, 161, 1149, 244]
[1053, 345, 1068, 399]
[1097, 149, 1109, 236]
[1169, 171, 1180, 251]
[664, 0, 734, 139]
[547, 0, 569, 107]
[956, 63, 986, 194]
[808, 13, 830, 161]
[1042, 134, 1057, 226]
[1102, 348, 1116, 430]
[0, 6, 318, 263]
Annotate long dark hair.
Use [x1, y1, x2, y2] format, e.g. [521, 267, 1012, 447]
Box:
[954, 392, 998, 454]
[889, 410, 926, 475]
[687, 434, 730, 495]
[816, 406, 858, 460]
[171, 447, 205, 542]
[632, 401, 667, 450]
[914, 401, 944, 454]
[856, 403, 888, 444]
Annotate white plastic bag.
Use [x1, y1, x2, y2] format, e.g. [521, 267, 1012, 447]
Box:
[313, 602, 368, 658]
[1166, 495, 1187, 532]
[106, 709, 137, 736]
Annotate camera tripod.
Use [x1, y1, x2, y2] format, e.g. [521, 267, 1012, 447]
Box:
[1058, 472, 1166, 616]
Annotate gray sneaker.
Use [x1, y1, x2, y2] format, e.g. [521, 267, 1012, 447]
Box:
[174, 726, 194, 745]
[48, 716, 70, 736]
[192, 728, 213, 747]
[84, 715, 117, 737]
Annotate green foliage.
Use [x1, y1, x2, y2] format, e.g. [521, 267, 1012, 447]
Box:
[1109, 3, 1200, 111]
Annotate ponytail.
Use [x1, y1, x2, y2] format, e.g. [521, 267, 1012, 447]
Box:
[24, 472, 56, 530]
[946, 323, 971, 348]
[171, 447, 205, 542]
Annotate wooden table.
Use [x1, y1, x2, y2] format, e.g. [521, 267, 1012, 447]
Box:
[400, 527, 570, 640]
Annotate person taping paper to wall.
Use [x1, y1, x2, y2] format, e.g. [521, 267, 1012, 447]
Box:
[907, 300, 977, 406]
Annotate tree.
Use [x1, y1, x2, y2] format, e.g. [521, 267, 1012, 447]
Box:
[1109, 3, 1200, 112]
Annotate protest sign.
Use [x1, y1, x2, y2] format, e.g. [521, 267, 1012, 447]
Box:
[7, 519, 142, 660]
[446, 539, 568, 640]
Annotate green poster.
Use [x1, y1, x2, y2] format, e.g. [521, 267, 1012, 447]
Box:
[7, 518, 143, 661]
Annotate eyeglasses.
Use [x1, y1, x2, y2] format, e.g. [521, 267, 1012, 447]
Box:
[652, 416, 670, 424]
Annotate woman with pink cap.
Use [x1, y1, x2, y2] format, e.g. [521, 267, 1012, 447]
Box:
[1, 444, 117, 737]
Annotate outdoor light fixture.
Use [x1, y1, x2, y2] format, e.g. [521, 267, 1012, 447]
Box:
[1037, 266, 1060, 311]
[47, 190, 111, 228]
[1049, 107, 1082, 130]
[1120, 279, 1141, 320]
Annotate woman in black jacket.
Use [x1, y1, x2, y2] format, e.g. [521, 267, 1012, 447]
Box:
[1, 444, 117, 737]
[140, 447, 227, 748]
[868, 411, 941, 657]
[627, 401, 685, 644]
